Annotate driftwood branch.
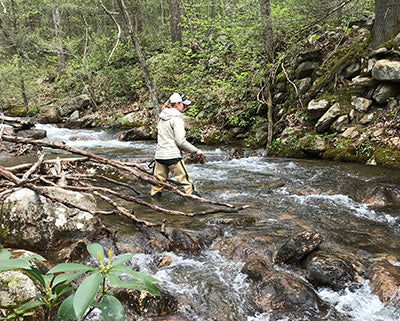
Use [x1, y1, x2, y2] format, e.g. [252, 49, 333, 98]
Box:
[93, 191, 160, 227]
[0, 115, 34, 129]
[1, 135, 239, 209]
[21, 153, 44, 181]
[0, 134, 249, 232]
[6, 157, 87, 173]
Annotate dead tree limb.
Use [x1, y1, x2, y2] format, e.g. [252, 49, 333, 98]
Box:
[281, 63, 303, 108]
[21, 153, 44, 181]
[52, 183, 237, 217]
[93, 191, 160, 227]
[6, 157, 87, 173]
[0, 164, 106, 215]
[2, 135, 240, 210]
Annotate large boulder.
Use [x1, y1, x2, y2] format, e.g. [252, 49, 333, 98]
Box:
[119, 126, 153, 141]
[0, 270, 45, 321]
[372, 59, 400, 82]
[114, 288, 179, 319]
[372, 83, 399, 104]
[57, 94, 91, 117]
[307, 99, 330, 121]
[296, 61, 320, 79]
[243, 260, 327, 314]
[315, 102, 342, 133]
[15, 128, 47, 139]
[0, 188, 101, 250]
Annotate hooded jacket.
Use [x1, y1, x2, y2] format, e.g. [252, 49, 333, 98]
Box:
[155, 107, 198, 160]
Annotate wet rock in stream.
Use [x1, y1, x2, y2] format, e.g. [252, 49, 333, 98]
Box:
[0, 187, 102, 250]
[303, 249, 364, 291]
[274, 231, 323, 265]
[217, 237, 327, 315]
[114, 288, 179, 317]
[368, 260, 400, 303]
[144, 226, 222, 254]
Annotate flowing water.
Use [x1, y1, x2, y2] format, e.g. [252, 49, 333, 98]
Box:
[34, 124, 400, 321]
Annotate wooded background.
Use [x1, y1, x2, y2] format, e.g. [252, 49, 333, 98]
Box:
[0, 0, 398, 134]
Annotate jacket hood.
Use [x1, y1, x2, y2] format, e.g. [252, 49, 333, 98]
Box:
[159, 108, 182, 121]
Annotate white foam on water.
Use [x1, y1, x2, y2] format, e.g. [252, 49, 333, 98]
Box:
[35, 123, 150, 150]
[318, 281, 400, 321]
[290, 193, 397, 225]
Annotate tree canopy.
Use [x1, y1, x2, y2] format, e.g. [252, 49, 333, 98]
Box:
[0, 0, 385, 133]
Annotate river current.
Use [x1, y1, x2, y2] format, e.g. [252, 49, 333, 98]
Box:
[34, 124, 400, 321]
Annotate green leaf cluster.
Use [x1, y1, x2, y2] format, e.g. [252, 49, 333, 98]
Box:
[0, 243, 159, 321]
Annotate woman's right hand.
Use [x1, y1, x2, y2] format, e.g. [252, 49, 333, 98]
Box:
[196, 150, 205, 156]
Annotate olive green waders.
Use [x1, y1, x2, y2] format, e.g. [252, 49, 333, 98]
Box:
[150, 160, 196, 195]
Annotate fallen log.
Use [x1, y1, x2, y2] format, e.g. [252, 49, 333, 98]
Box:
[6, 157, 88, 173]
[0, 115, 34, 130]
[1, 134, 241, 210]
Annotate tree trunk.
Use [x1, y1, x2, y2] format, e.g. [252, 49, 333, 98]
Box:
[116, 0, 160, 117]
[225, 0, 235, 20]
[374, 0, 400, 46]
[160, 0, 165, 25]
[20, 78, 28, 111]
[167, 0, 182, 44]
[52, 4, 66, 71]
[211, 0, 216, 20]
[259, 0, 274, 62]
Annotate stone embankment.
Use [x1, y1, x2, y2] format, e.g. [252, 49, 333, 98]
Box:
[271, 25, 400, 168]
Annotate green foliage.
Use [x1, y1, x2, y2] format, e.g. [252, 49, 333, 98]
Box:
[0, 243, 159, 321]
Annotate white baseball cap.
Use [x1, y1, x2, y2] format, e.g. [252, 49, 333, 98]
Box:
[169, 92, 191, 105]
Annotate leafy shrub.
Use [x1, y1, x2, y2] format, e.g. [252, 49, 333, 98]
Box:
[0, 243, 159, 321]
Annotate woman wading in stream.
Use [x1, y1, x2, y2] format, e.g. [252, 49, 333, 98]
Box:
[151, 92, 204, 198]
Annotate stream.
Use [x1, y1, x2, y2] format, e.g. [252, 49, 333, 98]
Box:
[33, 124, 400, 321]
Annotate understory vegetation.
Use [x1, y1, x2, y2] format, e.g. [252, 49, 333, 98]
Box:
[0, 0, 375, 131]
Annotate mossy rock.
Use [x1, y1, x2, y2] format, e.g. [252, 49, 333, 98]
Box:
[322, 137, 360, 162]
[373, 145, 400, 168]
[3, 104, 27, 117]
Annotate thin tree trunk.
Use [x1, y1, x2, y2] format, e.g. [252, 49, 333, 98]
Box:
[225, 0, 235, 20]
[167, 0, 182, 44]
[116, 0, 160, 117]
[160, 0, 165, 25]
[373, 0, 400, 46]
[259, 0, 274, 62]
[20, 78, 28, 111]
[52, 4, 66, 71]
[211, 0, 216, 19]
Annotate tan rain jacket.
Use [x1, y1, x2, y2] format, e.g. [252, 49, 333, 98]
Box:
[155, 107, 198, 160]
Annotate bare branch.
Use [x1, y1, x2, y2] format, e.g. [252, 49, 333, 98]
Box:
[100, 0, 121, 62]
[21, 153, 44, 181]
[281, 63, 303, 108]
[1, 135, 240, 209]
[0, 0, 6, 13]
[93, 191, 160, 227]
